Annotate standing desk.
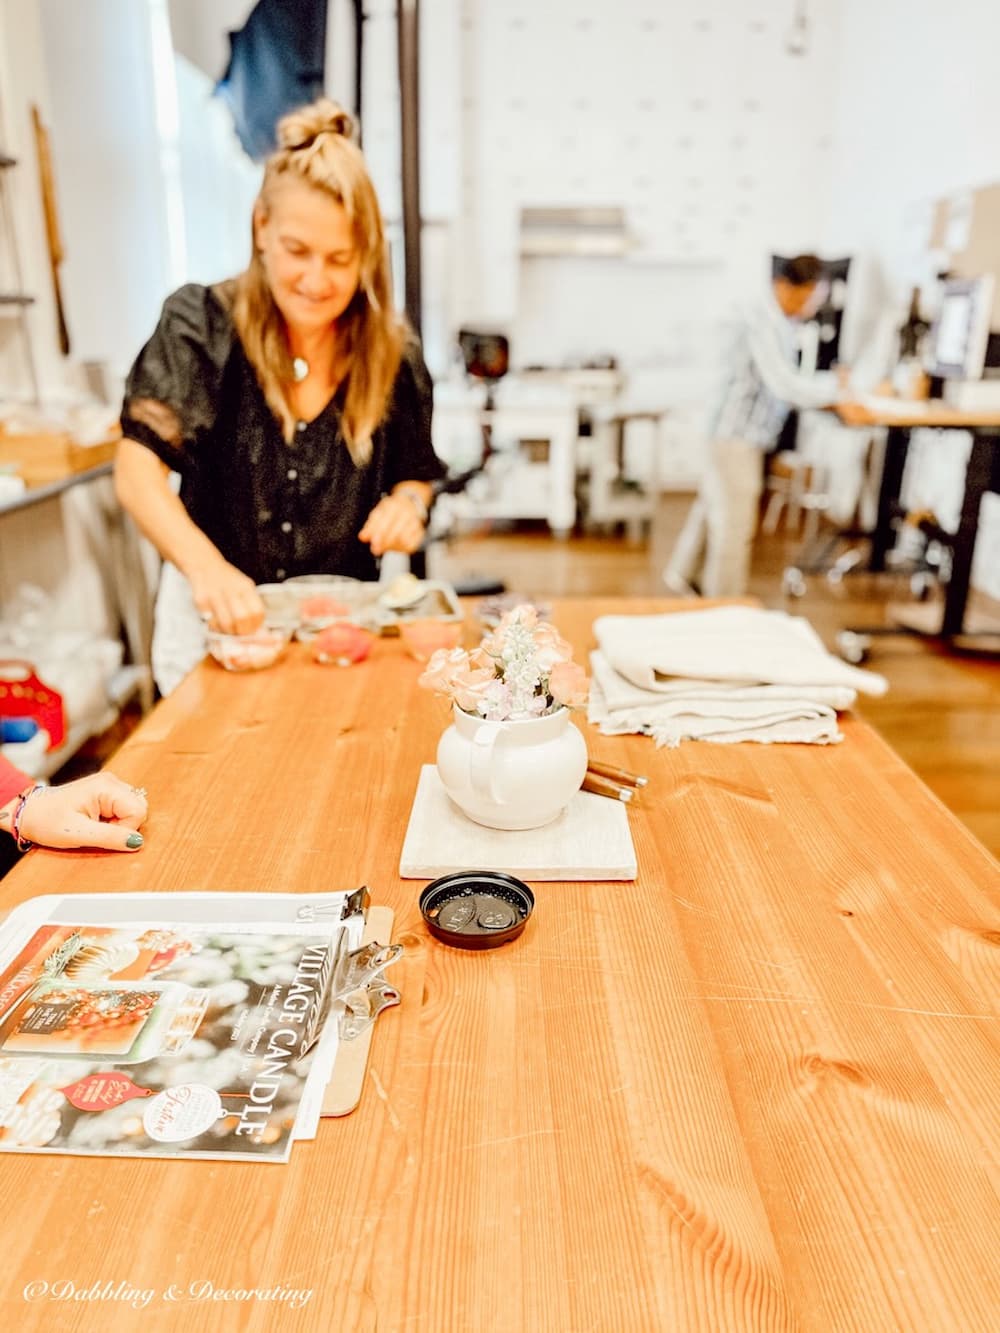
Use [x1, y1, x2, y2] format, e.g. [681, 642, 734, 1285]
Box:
[835, 399, 1000, 638]
[0, 597, 998, 1331]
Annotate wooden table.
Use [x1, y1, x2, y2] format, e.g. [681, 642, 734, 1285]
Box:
[834, 399, 1000, 638]
[1, 598, 998, 1331]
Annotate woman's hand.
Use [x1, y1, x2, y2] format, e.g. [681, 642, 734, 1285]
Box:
[188, 560, 265, 634]
[359, 486, 430, 557]
[11, 774, 149, 852]
[834, 400, 871, 426]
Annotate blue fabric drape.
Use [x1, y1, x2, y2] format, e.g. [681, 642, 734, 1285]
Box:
[215, 0, 329, 161]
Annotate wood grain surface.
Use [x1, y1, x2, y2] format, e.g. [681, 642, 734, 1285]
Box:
[0, 598, 997, 1332]
[835, 400, 1000, 429]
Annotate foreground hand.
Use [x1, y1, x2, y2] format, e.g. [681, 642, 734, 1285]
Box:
[16, 773, 149, 852]
[188, 561, 264, 634]
[359, 492, 427, 557]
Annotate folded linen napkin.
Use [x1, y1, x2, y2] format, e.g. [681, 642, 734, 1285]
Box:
[587, 607, 887, 746]
[593, 606, 888, 697]
[589, 651, 844, 746]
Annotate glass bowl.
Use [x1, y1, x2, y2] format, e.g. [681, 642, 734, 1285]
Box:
[283, 575, 379, 630]
[309, 619, 377, 666]
[475, 593, 552, 630]
[255, 583, 302, 625]
[206, 622, 292, 672]
[398, 617, 464, 662]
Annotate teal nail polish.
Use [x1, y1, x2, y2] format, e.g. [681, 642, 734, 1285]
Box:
[126, 833, 144, 849]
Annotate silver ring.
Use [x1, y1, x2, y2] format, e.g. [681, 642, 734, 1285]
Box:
[132, 786, 148, 800]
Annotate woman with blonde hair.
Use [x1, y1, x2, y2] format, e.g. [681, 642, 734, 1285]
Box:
[115, 99, 445, 694]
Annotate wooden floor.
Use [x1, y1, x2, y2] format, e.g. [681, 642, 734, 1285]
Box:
[430, 495, 1000, 860]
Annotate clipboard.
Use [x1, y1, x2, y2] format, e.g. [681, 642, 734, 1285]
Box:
[0, 888, 399, 1160]
[0, 889, 401, 1139]
[323, 905, 396, 1116]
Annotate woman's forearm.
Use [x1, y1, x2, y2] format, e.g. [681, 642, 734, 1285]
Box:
[115, 438, 263, 633]
[114, 438, 229, 579]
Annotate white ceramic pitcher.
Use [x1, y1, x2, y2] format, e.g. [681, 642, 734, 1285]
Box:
[436, 703, 588, 830]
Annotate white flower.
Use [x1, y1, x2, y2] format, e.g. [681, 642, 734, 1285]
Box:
[418, 606, 588, 721]
[478, 679, 513, 720]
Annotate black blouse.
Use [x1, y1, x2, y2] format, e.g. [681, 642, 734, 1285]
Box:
[121, 283, 446, 584]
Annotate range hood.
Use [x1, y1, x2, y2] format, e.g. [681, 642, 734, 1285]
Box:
[519, 206, 632, 257]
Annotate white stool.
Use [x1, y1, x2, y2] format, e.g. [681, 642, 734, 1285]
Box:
[762, 450, 830, 546]
[586, 406, 669, 542]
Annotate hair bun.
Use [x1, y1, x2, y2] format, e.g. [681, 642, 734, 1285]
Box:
[277, 98, 356, 151]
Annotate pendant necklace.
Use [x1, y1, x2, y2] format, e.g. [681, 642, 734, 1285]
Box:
[292, 356, 309, 383]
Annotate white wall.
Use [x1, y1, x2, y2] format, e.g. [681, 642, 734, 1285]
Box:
[415, 0, 845, 382]
[35, 0, 175, 382]
[824, 0, 1000, 280]
[173, 54, 260, 288]
[31, 0, 267, 386]
[167, 0, 255, 81]
[824, 0, 1000, 600]
[821, 0, 1000, 355]
[0, 0, 70, 401]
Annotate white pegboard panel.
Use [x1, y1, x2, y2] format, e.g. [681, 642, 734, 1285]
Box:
[415, 0, 845, 356]
[420, 0, 461, 220]
[360, 0, 402, 224]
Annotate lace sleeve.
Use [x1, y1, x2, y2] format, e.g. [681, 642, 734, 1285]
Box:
[120, 284, 233, 471]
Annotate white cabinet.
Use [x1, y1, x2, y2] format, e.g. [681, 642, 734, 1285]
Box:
[432, 378, 580, 536]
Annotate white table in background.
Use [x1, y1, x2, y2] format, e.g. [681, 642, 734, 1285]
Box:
[432, 377, 580, 537]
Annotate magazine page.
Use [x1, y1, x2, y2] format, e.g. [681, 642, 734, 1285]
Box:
[0, 893, 365, 1162]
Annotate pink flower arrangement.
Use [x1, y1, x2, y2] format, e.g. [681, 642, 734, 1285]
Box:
[418, 605, 589, 721]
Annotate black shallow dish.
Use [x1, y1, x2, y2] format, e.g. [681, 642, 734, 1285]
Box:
[419, 871, 535, 950]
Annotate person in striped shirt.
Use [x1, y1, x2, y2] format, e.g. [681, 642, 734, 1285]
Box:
[665, 254, 842, 598]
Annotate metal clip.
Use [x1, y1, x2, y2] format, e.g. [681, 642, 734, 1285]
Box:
[339, 974, 402, 1041]
[333, 940, 403, 999]
[340, 885, 371, 922]
[294, 885, 370, 923]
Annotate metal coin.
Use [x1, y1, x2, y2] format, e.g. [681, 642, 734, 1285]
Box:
[437, 898, 477, 932]
[476, 898, 517, 931]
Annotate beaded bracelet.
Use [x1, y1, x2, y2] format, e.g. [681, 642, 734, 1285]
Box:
[11, 784, 40, 852]
[394, 487, 430, 524]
